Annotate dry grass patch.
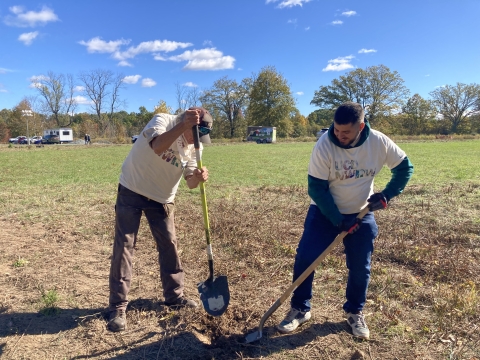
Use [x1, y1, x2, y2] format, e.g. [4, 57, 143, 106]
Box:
[0, 182, 479, 359]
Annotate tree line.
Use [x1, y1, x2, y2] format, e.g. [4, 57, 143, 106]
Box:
[1, 65, 480, 143]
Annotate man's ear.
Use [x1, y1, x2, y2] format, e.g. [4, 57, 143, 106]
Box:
[359, 122, 366, 131]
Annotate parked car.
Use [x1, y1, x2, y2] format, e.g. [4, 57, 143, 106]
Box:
[42, 134, 60, 144]
[8, 136, 26, 144]
[132, 135, 139, 143]
[32, 136, 42, 143]
[316, 128, 329, 140]
[20, 136, 40, 144]
[15, 136, 28, 144]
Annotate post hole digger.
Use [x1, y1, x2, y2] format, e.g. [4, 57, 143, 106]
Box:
[192, 125, 230, 317]
[245, 205, 371, 343]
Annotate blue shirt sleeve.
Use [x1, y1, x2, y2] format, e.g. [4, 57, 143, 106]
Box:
[382, 156, 414, 201]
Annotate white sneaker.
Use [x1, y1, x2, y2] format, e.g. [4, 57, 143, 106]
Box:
[277, 308, 311, 334]
[346, 312, 370, 339]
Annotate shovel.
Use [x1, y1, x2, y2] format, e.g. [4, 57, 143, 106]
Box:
[245, 205, 371, 343]
[192, 125, 230, 317]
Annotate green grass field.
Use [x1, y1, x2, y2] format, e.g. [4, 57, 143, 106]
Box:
[3, 140, 480, 187]
[1, 141, 479, 220]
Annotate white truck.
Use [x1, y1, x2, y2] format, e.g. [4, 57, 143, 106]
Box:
[246, 126, 277, 144]
[43, 128, 74, 144]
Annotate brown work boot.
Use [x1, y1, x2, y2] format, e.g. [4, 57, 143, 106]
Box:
[107, 309, 126, 332]
[164, 297, 198, 309]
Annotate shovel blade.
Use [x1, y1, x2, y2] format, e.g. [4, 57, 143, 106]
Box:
[197, 275, 230, 317]
[245, 330, 262, 343]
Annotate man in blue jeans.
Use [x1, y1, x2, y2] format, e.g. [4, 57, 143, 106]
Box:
[277, 102, 413, 339]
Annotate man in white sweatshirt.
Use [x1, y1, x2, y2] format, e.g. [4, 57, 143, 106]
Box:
[107, 107, 213, 332]
[277, 102, 414, 339]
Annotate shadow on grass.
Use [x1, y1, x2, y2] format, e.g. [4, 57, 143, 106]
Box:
[0, 307, 106, 336]
[70, 320, 349, 360]
[0, 298, 164, 337]
[1, 298, 352, 359]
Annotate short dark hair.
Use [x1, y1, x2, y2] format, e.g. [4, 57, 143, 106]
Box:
[334, 102, 364, 125]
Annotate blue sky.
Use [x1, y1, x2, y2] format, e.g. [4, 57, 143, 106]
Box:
[1, 0, 479, 117]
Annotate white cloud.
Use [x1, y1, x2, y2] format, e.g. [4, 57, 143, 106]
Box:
[141, 78, 156, 87]
[0, 68, 13, 74]
[118, 60, 133, 67]
[203, 40, 213, 47]
[184, 57, 235, 70]
[153, 54, 167, 61]
[342, 10, 356, 17]
[296, 91, 304, 95]
[322, 56, 355, 72]
[123, 75, 142, 84]
[0, 84, 7, 93]
[79, 37, 233, 71]
[169, 49, 220, 62]
[425, 74, 430, 77]
[30, 74, 49, 82]
[358, 48, 377, 54]
[332, 20, 343, 25]
[4, 6, 59, 27]
[73, 96, 92, 105]
[267, 0, 312, 9]
[29, 74, 48, 88]
[18, 31, 39, 45]
[78, 37, 130, 53]
[288, 19, 297, 24]
[74, 86, 85, 92]
[169, 48, 235, 71]
[9, 6, 24, 15]
[184, 82, 197, 87]
[305, 26, 310, 31]
[113, 40, 192, 61]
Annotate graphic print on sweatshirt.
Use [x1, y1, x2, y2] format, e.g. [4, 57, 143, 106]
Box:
[160, 148, 186, 169]
[334, 159, 376, 180]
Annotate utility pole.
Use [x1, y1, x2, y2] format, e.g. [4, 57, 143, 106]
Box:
[21, 109, 33, 145]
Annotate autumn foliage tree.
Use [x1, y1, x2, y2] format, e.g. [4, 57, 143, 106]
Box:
[311, 65, 410, 124]
[247, 66, 296, 137]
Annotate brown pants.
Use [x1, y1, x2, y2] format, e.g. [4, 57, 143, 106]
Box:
[109, 184, 184, 310]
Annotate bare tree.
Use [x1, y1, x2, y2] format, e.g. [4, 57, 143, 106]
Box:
[175, 82, 188, 113]
[31, 71, 77, 127]
[24, 95, 45, 135]
[78, 69, 125, 132]
[186, 86, 202, 108]
[201, 76, 251, 138]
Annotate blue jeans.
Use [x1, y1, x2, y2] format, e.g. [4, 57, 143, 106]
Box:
[291, 205, 378, 313]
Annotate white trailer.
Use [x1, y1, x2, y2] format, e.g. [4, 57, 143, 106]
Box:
[43, 128, 74, 143]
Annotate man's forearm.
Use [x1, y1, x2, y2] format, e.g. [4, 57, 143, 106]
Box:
[151, 122, 189, 155]
[382, 156, 414, 201]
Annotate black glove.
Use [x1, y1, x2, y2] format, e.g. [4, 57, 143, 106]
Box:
[337, 217, 362, 234]
[368, 192, 388, 211]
